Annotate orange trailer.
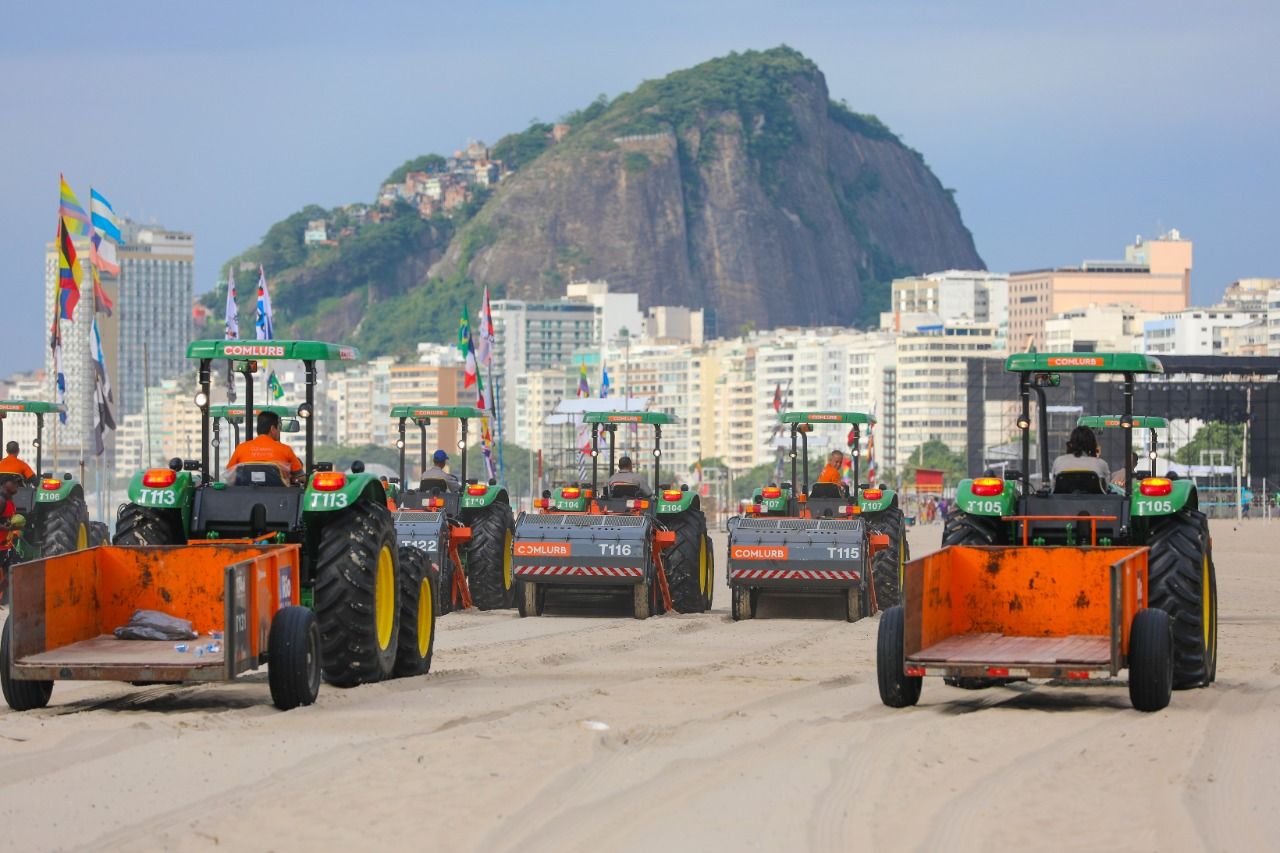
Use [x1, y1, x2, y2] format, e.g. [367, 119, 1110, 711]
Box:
[877, 544, 1174, 711]
[1, 542, 320, 712]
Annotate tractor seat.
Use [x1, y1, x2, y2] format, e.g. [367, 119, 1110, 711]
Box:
[1052, 471, 1106, 495]
[608, 483, 643, 499]
[810, 482, 843, 499]
[232, 464, 287, 487]
[420, 477, 452, 494]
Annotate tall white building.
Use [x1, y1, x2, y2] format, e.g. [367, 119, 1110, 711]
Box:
[1044, 303, 1161, 353]
[885, 270, 1008, 349]
[1143, 309, 1264, 356]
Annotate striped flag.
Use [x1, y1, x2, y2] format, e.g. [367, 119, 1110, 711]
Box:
[90, 230, 120, 275]
[57, 218, 82, 320]
[600, 366, 610, 398]
[458, 305, 478, 387]
[90, 261, 114, 316]
[476, 383, 496, 481]
[89, 189, 122, 243]
[59, 175, 90, 236]
[90, 316, 116, 455]
[475, 286, 496, 367]
[255, 267, 274, 340]
[577, 361, 589, 398]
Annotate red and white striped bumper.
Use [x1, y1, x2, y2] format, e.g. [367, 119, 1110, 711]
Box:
[729, 569, 861, 581]
[515, 565, 645, 578]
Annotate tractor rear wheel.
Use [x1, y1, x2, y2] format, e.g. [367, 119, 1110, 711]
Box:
[941, 510, 999, 547]
[1148, 509, 1216, 689]
[1, 618, 53, 711]
[866, 503, 908, 608]
[113, 504, 179, 546]
[1128, 608, 1173, 712]
[393, 546, 436, 678]
[268, 606, 321, 711]
[40, 496, 89, 556]
[314, 500, 401, 688]
[663, 512, 710, 613]
[87, 521, 110, 548]
[877, 605, 922, 707]
[466, 502, 515, 610]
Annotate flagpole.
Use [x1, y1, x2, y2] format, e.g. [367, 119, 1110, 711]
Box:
[487, 360, 503, 482]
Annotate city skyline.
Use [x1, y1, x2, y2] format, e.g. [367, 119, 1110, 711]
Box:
[3, 1, 1276, 372]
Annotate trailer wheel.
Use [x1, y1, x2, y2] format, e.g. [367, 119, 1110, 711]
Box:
[87, 521, 110, 548]
[632, 579, 652, 620]
[845, 586, 862, 623]
[731, 585, 755, 621]
[113, 503, 178, 546]
[517, 580, 545, 617]
[268, 606, 321, 711]
[941, 510, 999, 548]
[1148, 509, 1215, 689]
[1128, 608, 1173, 712]
[315, 500, 401, 687]
[40, 496, 89, 556]
[663, 512, 710, 613]
[703, 534, 715, 610]
[1, 618, 53, 711]
[393, 546, 436, 678]
[466, 502, 515, 610]
[866, 502, 908, 608]
[876, 605, 921, 707]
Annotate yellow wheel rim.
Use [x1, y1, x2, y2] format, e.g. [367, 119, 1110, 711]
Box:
[503, 528, 514, 590]
[698, 535, 709, 596]
[375, 546, 395, 651]
[1202, 554, 1213, 653]
[417, 576, 433, 657]
[76, 523, 88, 551]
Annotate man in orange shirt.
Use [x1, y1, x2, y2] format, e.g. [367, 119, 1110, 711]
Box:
[225, 411, 305, 485]
[0, 442, 35, 481]
[818, 449, 845, 484]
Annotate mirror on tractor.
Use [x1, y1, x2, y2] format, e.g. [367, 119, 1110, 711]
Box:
[168, 457, 182, 472]
[1033, 373, 1061, 387]
[351, 460, 365, 473]
[235, 360, 258, 374]
[281, 419, 301, 434]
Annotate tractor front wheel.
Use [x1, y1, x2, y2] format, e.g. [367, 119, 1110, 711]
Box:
[466, 502, 515, 610]
[314, 500, 401, 687]
[87, 521, 110, 548]
[40, 496, 89, 556]
[941, 510, 999, 548]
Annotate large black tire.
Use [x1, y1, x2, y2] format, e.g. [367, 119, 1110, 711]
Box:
[1148, 509, 1216, 689]
[268, 606, 321, 711]
[877, 605, 922, 707]
[703, 534, 715, 610]
[1, 618, 53, 711]
[314, 500, 401, 688]
[466, 502, 514, 610]
[1128, 608, 1173, 712]
[87, 521, 110, 548]
[437, 546, 457, 615]
[393, 546, 436, 678]
[941, 510, 999, 548]
[632, 579, 652, 620]
[39, 496, 89, 556]
[663, 512, 710, 613]
[113, 503, 179, 546]
[866, 504, 908, 609]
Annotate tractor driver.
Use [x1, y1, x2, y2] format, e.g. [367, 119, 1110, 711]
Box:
[421, 450, 461, 493]
[225, 410, 305, 485]
[609, 455, 652, 497]
[818, 449, 845, 484]
[1051, 425, 1111, 487]
[0, 441, 35, 482]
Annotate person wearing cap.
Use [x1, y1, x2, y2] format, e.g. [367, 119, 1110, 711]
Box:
[0, 441, 35, 482]
[0, 474, 25, 604]
[421, 449, 461, 493]
[225, 410, 305, 485]
[608, 455, 652, 497]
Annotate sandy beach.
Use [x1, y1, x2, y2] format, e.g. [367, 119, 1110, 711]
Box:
[2, 518, 1277, 852]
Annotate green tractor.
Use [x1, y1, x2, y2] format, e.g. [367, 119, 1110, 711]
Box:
[389, 405, 515, 612]
[112, 341, 436, 687]
[0, 400, 99, 559]
[943, 352, 1217, 690]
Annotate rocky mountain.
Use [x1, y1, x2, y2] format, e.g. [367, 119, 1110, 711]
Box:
[430, 47, 982, 332]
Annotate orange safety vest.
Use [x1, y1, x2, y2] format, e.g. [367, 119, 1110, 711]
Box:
[225, 435, 303, 476]
[0, 455, 35, 480]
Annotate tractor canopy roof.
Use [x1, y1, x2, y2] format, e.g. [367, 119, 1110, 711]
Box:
[1003, 352, 1163, 374]
[0, 400, 65, 415]
[208, 405, 294, 420]
[779, 411, 875, 425]
[390, 405, 486, 421]
[583, 411, 678, 425]
[1078, 415, 1169, 429]
[187, 340, 360, 362]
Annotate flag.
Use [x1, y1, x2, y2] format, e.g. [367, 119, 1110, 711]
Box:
[225, 270, 239, 340]
[847, 425, 857, 448]
[90, 230, 120, 275]
[577, 361, 589, 398]
[255, 267, 274, 340]
[268, 371, 284, 400]
[89, 189, 122, 243]
[90, 316, 116, 455]
[866, 417, 877, 484]
[458, 305, 478, 388]
[50, 318, 66, 424]
[91, 262, 114, 316]
[475, 285, 496, 367]
[59, 175, 90, 236]
[773, 383, 782, 412]
[600, 365, 610, 398]
[475, 383, 496, 480]
[57, 218, 82, 320]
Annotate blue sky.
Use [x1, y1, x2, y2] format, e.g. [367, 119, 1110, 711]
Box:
[2, 0, 1275, 371]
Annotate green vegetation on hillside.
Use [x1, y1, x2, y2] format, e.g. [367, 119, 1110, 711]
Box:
[385, 154, 447, 185]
